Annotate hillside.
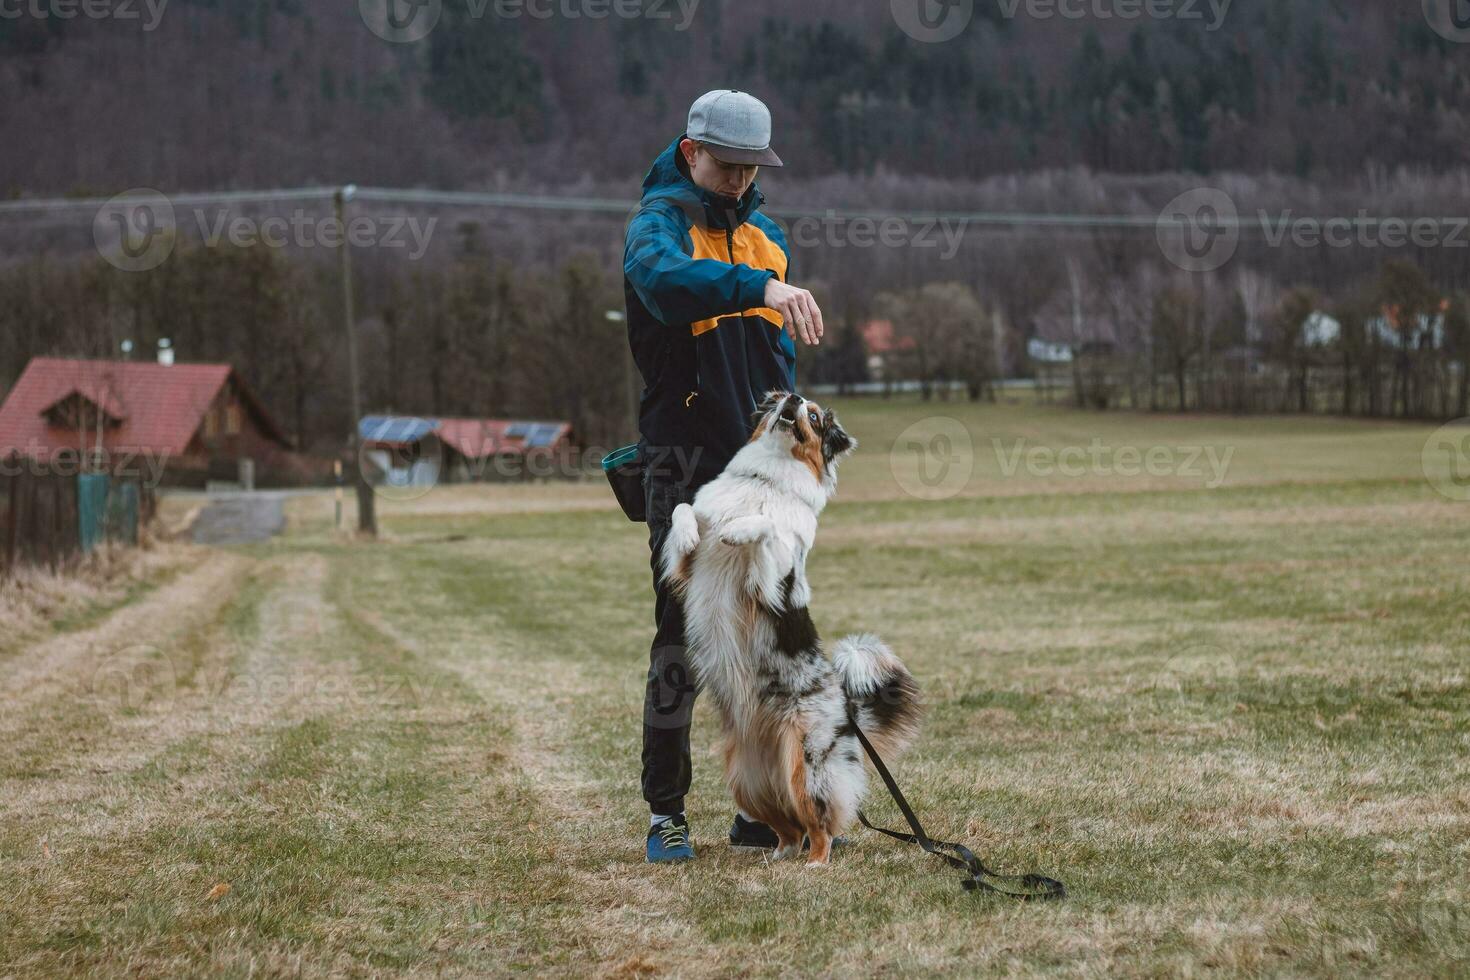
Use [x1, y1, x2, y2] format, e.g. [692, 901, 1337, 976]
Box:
[3, 0, 1467, 195]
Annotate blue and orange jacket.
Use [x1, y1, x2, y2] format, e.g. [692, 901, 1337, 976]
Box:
[624, 136, 796, 487]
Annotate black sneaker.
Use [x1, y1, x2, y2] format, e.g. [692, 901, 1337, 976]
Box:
[728, 814, 851, 852]
[728, 813, 779, 850]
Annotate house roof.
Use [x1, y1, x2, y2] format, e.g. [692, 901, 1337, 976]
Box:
[359, 415, 437, 446]
[43, 384, 128, 422]
[860, 320, 916, 355]
[0, 357, 286, 461]
[359, 416, 573, 458]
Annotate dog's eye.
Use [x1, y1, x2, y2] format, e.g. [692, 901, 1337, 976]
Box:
[808, 411, 819, 426]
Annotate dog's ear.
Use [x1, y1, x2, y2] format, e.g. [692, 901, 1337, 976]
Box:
[751, 390, 787, 428]
[821, 410, 855, 464]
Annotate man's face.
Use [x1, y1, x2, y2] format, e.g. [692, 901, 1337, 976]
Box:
[680, 139, 759, 201]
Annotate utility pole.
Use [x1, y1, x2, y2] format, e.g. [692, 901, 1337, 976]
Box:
[337, 185, 363, 430]
[336, 185, 376, 537]
[605, 310, 636, 440]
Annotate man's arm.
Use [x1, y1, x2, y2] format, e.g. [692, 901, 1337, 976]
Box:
[753, 217, 822, 349]
[625, 203, 775, 326]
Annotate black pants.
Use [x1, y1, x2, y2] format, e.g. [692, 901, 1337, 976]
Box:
[641, 473, 700, 816]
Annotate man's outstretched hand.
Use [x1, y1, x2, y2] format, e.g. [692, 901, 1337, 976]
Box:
[765, 279, 824, 346]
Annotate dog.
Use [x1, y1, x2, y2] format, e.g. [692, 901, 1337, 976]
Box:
[660, 391, 922, 866]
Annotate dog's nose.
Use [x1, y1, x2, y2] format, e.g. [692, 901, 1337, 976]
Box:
[778, 393, 802, 422]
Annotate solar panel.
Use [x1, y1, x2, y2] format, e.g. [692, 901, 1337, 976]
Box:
[526, 423, 561, 448]
[359, 416, 394, 441]
[359, 416, 436, 443]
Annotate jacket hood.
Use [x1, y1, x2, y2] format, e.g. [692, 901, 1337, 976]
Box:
[639, 135, 766, 233]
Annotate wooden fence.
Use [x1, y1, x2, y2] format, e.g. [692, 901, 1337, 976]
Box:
[0, 454, 155, 577]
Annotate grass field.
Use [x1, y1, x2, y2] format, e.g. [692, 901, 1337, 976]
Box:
[2, 398, 1467, 977]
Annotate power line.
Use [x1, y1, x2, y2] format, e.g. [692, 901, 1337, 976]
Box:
[352, 187, 1176, 227]
[0, 185, 1456, 233]
[0, 187, 341, 214]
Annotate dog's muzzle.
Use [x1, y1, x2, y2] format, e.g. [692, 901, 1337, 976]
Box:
[775, 393, 802, 429]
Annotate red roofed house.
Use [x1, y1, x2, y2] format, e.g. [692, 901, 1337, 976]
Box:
[860, 319, 917, 381]
[359, 415, 577, 484]
[0, 357, 298, 486]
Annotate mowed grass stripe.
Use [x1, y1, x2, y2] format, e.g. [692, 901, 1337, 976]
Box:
[341, 472, 1464, 973]
[420, 465, 1462, 973]
[3, 550, 548, 975]
[3, 400, 1467, 976]
[318, 534, 713, 972]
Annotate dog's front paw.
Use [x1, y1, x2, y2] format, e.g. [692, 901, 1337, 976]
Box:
[719, 514, 773, 547]
[668, 503, 701, 557]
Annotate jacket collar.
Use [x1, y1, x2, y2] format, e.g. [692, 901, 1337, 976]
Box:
[639, 135, 766, 233]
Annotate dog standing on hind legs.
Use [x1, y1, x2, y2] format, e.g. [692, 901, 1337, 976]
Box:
[661, 391, 922, 866]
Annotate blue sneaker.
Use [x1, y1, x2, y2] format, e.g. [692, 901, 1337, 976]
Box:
[647, 814, 695, 863]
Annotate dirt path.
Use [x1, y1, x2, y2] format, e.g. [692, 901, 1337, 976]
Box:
[0, 550, 251, 726]
[0, 550, 367, 852]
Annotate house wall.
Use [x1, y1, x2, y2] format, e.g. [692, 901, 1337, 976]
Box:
[446, 442, 581, 483]
[180, 387, 280, 467]
[174, 384, 329, 487]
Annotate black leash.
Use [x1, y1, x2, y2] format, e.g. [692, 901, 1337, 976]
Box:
[851, 720, 1066, 900]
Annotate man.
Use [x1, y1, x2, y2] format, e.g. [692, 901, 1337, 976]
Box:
[624, 90, 824, 863]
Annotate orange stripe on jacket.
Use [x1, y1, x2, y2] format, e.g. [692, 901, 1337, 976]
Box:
[688, 222, 790, 337]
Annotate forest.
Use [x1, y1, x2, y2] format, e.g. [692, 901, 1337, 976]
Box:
[3, 1, 1467, 191]
[3, 0, 1470, 457]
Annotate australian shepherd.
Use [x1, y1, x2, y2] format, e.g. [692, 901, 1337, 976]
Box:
[660, 391, 922, 866]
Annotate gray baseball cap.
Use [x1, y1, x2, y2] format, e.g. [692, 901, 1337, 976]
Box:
[686, 90, 783, 168]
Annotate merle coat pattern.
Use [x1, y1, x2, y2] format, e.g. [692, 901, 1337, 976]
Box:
[661, 392, 921, 865]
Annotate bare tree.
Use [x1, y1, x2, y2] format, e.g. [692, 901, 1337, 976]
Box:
[1268, 288, 1320, 414]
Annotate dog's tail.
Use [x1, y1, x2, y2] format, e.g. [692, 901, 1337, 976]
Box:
[659, 502, 701, 591]
[834, 633, 922, 761]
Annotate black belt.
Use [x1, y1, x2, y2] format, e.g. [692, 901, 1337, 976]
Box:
[851, 719, 1066, 899]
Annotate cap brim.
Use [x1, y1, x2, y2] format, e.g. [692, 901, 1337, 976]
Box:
[703, 143, 783, 168]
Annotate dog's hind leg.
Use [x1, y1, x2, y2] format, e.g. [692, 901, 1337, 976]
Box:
[804, 828, 832, 867]
[770, 820, 805, 861]
[785, 726, 835, 867]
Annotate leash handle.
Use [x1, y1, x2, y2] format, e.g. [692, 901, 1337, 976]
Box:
[850, 720, 1066, 900]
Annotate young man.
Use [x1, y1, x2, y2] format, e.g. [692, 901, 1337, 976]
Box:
[623, 90, 824, 862]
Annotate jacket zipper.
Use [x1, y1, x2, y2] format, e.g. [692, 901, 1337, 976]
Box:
[728, 225, 762, 355]
[687, 227, 739, 410]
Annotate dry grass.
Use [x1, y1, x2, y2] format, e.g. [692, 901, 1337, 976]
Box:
[0, 542, 202, 661]
[1, 399, 1466, 977]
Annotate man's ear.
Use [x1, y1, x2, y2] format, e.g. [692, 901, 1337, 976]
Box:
[678, 138, 702, 168]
